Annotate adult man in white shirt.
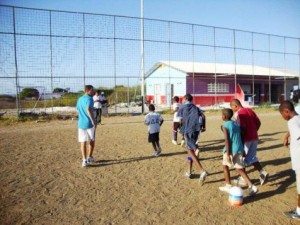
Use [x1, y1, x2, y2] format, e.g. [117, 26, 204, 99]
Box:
[93, 90, 101, 124]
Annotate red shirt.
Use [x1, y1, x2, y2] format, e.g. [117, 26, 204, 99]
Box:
[235, 108, 260, 142]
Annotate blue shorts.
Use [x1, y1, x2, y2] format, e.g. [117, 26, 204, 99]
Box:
[244, 140, 259, 166]
[184, 131, 199, 150]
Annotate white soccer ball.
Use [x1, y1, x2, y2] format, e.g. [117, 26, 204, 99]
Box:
[228, 186, 243, 207]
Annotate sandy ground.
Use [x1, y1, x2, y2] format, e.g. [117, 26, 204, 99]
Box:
[0, 111, 299, 225]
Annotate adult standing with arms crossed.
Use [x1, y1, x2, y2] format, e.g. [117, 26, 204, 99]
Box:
[230, 99, 268, 185]
[77, 85, 97, 167]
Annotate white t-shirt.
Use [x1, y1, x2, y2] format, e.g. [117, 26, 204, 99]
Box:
[144, 112, 163, 134]
[99, 95, 105, 102]
[288, 115, 300, 171]
[173, 102, 181, 122]
[93, 95, 101, 109]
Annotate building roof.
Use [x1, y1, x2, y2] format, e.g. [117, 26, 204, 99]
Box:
[145, 61, 298, 78]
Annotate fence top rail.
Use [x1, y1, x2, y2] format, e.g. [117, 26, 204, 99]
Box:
[1, 4, 299, 40]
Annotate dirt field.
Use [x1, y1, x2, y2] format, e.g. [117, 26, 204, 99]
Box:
[0, 110, 299, 225]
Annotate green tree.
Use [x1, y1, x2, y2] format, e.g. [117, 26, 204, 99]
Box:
[19, 88, 39, 99]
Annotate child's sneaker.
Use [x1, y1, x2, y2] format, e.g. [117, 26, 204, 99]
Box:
[82, 160, 89, 167]
[87, 157, 96, 163]
[199, 171, 208, 185]
[195, 149, 200, 157]
[234, 176, 247, 187]
[219, 184, 232, 193]
[184, 171, 192, 178]
[180, 140, 185, 147]
[284, 210, 300, 220]
[155, 148, 161, 157]
[248, 185, 258, 196]
[259, 170, 268, 185]
[172, 140, 178, 145]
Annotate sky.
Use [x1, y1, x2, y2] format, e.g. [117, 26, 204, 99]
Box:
[0, 0, 299, 95]
[1, 0, 300, 38]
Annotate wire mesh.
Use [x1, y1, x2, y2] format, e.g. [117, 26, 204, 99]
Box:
[0, 5, 299, 116]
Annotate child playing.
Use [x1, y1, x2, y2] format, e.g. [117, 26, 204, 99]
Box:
[185, 107, 206, 178]
[177, 94, 208, 184]
[219, 108, 258, 196]
[279, 101, 300, 220]
[172, 96, 183, 145]
[144, 104, 164, 156]
[230, 99, 268, 186]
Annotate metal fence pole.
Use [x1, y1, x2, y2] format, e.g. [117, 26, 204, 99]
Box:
[299, 38, 300, 90]
[268, 34, 271, 103]
[12, 7, 20, 118]
[83, 13, 86, 88]
[141, 0, 145, 113]
[50, 10, 54, 115]
[233, 29, 237, 98]
[213, 27, 217, 106]
[192, 24, 195, 96]
[114, 16, 117, 113]
[251, 32, 255, 104]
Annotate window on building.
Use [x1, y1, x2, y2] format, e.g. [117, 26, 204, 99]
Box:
[208, 83, 229, 93]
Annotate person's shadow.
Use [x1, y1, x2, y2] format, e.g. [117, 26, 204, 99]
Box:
[88, 150, 188, 167]
[243, 168, 295, 204]
[242, 156, 294, 204]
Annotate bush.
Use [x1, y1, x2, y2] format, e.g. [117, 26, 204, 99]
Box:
[53, 88, 69, 93]
[19, 88, 39, 99]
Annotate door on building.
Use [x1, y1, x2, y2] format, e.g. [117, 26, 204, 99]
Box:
[271, 84, 282, 103]
[166, 83, 174, 106]
[154, 84, 161, 105]
[254, 84, 260, 104]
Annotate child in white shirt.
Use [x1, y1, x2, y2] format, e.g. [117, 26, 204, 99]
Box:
[144, 104, 164, 156]
[279, 100, 300, 220]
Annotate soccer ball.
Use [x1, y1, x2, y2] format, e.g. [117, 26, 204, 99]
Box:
[228, 186, 243, 207]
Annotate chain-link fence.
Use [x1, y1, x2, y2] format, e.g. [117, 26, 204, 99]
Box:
[0, 5, 299, 117]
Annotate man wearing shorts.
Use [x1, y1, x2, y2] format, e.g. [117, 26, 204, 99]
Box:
[76, 85, 97, 167]
[230, 99, 268, 185]
[177, 94, 208, 184]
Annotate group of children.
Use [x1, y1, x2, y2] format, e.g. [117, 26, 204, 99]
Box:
[144, 94, 300, 220]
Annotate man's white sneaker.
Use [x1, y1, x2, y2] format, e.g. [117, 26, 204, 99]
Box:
[172, 140, 178, 145]
[248, 185, 258, 196]
[219, 184, 232, 193]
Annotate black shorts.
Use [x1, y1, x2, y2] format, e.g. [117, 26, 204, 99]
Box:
[173, 122, 181, 131]
[148, 132, 159, 143]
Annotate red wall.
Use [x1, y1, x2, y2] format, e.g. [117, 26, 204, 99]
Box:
[146, 84, 246, 106]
